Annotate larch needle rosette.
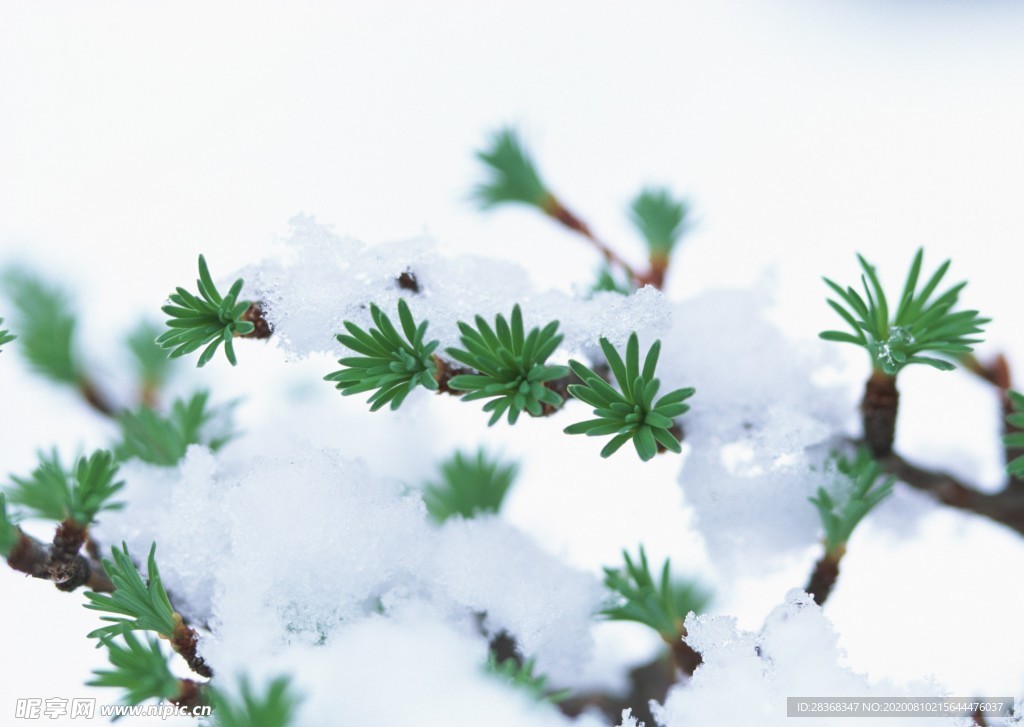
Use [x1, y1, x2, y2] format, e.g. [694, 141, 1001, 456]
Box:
[565, 333, 694, 461]
[157, 255, 255, 367]
[819, 248, 988, 375]
[325, 298, 440, 411]
[445, 305, 570, 425]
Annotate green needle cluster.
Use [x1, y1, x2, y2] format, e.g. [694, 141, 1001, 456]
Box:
[810, 449, 895, 554]
[422, 449, 519, 523]
[485, 653, 570, 704]
[0, 494, 19, 558]
[0, 317, 14, 350]
[1, 269, 80, 383]
[629, 187, 689, 260]
[210, 675, 300, 727]
[117, 391, 236, 466]
[157, 255, 254, 367]
[85, 542, 177, 641]
[473, 127, 550, 210]
[446, 306, 570, 425]
[565, 333, 694, 461]
[89, 630, 180, 706]
[325, 299, 440, 411]
[820, 249, 988, 375]
[1004, 390, 1024, 477]
[7, 450, 124, 526]
[126, 320, 174, 392]
[601, 546, 711, 643]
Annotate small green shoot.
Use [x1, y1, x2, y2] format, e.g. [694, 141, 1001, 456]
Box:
[565, 333, 694, 461]
[209, 675, 300, 727]
[820, 249, 988, 375]
[485, 653, 570, 704]
[7, 450, 124, 526]
[326, 300, 439, 411]
[446, 306, 569, 425]
[116, 391, 236, 466]
[88, 629, 181, 706]
[602, 546, 711, 643]
[473, 127, 550, 210]
[156, 255, 254, 367]
[1004, 390, 1024, 477]
[84, 542, 177, 641]
[810, 449, 895, 554]
[422, 449, 519, 523]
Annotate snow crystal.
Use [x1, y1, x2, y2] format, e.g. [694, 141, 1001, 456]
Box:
[617, 708, 646, 727]
[653, 590, 966, 727]
[430, 515, 604, 681]
[242, 216, 670, 360]
[661, 290, 848, 571]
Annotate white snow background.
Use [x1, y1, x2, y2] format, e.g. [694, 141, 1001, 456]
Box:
[2, 1, 1024, 725]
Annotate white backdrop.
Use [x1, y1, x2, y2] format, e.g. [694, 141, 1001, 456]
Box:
[2, 1, 1024, 724]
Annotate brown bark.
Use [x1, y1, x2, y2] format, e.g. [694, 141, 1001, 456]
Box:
[879, 453, 1024, 536]
[78, 377, 117, 418]
[48, 519, 88, 586]
[171, 616, 214, 678]
[174, 679, 209, 713]
[805, 547, 844, 606]
[6, 529, 114, 592]
[861, 370, 899, 457]
[540, 195, 644, 288]
[240, 302, 273, 339]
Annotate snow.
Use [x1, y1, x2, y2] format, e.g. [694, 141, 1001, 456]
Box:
[248, 216, 670, 361]
[654, 590, 976, 727]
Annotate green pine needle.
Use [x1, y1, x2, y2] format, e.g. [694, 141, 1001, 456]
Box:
[126, 319, 175, 391]
[0, 493, 19, 558]
[210, 675, 300, 727]
[445, 305, 570, 426]
[473, 127, 550, 210]
[485, 653, 570, 704]
[84, 542, 177, 641]
[565, 333, 694, 461]
[7, 449, 124, 526]
[1, 268, 80, 383]
[602, 545, 711, 642]
[88, 629, 180, 706]
[156, 255, 255, 367]
[325, 299, 440, 411]
[116, 391, 236, 466]
[0, 317, 15, 350]
[820, 248, 989, 375]
[629, 187, 689, 258]
[1004, 390, 1024, 477]
[590, 264, 633, 297]
[422, 449, 519, 523]
[809, 449, 895, 554]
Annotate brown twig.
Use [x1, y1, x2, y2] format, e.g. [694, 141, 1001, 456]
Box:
[861, 370, 899, 457]
[961, 353, 1023, 490]
[240, 302, 273, 340]
[559, 644, 693, 726]
[77, 377, 118, 418]
[171, 615, 214, 678]
[804, 547, 844, 606]
[47, 519, 89, 587]
[6, 529, 114, 592]
[540, 196, 644, 288]
[174, 679, 209, 714]
[879, 452, 1024, 536]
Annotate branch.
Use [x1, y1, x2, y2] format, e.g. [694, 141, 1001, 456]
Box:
[6, 529, 114, 592]
[879, 452, 1024, 536]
